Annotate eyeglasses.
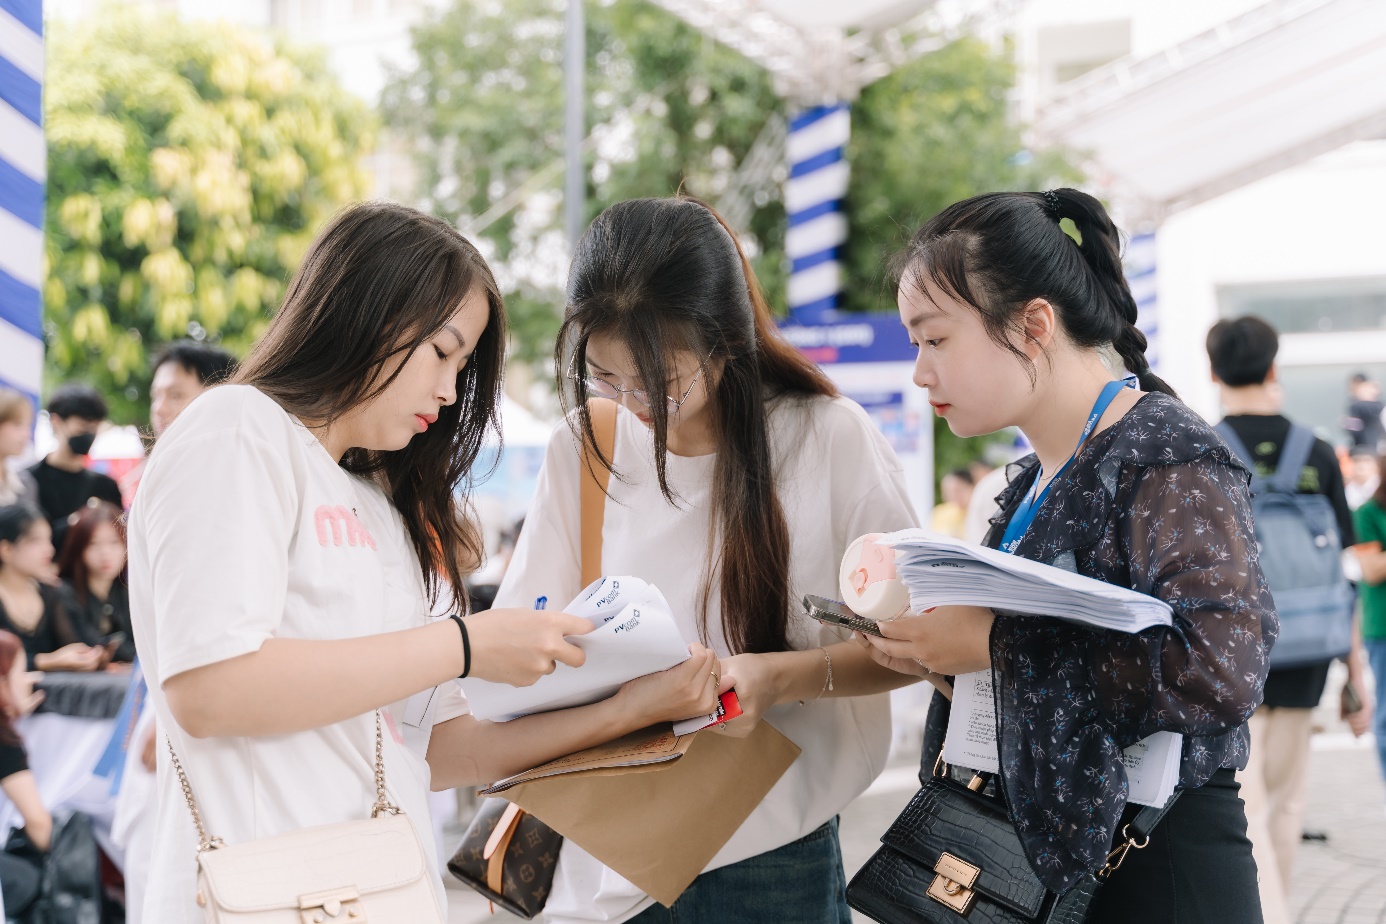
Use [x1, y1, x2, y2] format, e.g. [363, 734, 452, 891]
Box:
[572, 356, 710, 416]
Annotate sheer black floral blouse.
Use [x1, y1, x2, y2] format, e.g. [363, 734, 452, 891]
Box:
[978, 392, 1277, 892]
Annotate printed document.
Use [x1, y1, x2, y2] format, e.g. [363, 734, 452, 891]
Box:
[460, 576, 690, 722]
[944, 671, 1182, 807]
[878, 529, 1174, 632]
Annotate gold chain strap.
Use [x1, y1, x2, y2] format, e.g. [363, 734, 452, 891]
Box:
[167, 710, 397, 853]
[371, 710, 400, 817]
[165, 738, 224, 853]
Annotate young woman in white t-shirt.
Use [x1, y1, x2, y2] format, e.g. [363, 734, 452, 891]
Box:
[491, 196, 924, 924]
[128, 202, 726, 920]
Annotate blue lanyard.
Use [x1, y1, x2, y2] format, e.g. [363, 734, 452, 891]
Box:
[999, 379, 1132, 554]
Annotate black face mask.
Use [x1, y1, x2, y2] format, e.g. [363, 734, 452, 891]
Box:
[67, 432, 97, 456]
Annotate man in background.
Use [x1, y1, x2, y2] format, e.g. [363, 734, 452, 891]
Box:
[119, 341, 236, 505]
[1345, 372, 1385, 454]
[148, 340, 236, 437]
[1207, 316, 1370, 924]
[111, 339, 235, 923]
[27, 384, 123, 550]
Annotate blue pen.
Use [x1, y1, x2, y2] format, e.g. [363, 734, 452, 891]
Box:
[535, 596, 547, 611]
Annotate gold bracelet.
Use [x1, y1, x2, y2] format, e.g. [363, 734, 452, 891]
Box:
[799, 647, 834, 705]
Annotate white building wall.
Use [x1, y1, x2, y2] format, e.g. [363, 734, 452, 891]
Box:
[1013, 2, 1386, 441]
[1157, 139, 1386, 423]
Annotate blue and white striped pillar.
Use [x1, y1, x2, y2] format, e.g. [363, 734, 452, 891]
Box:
[0, 0, 44, 409]
[784, 103, 850, 325]
[1124, 232, 1159, 371]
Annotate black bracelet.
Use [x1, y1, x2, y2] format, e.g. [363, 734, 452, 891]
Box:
[448, 614, 471, 679]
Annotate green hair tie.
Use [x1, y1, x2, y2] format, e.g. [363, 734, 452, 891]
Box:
[1058, 217, 1083, 247]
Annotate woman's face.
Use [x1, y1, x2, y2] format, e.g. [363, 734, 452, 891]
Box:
[0, 519, 54, 581]
[0, 408, 32, 459]
[583, 335, 716, 435]
[344, 287, 490, 453]
[898, 277, 1041, 439]
[83, 522, 126, 584]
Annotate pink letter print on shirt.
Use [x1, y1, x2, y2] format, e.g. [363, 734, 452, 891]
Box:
[314, 505, 378, 550]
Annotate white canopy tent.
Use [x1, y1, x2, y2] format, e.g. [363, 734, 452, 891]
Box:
[1032, 0, 1386, 223]
[655, 0, 1386, 223]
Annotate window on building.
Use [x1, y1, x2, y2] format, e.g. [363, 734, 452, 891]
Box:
[1219, 277, 1386, 335]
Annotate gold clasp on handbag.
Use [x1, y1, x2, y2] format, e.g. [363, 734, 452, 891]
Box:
[1099, 824, 1150, 878]
[298, 887, 365, 923]
[927, 852, 980, 914]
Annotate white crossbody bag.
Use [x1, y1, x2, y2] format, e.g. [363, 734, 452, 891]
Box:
[167, 712, 444, 924]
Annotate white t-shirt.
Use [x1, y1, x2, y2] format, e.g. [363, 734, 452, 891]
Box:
[127, 385, 466, 921]
[493, 394, 919, 924]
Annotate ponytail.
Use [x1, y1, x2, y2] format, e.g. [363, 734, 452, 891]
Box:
[895, 188, 1177, 398]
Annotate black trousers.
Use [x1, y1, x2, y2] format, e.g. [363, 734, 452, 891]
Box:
[1088, 769, 1263, 924]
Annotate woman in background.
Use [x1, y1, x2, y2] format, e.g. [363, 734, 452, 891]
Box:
[58, 500, 135, 662]
[0, 391, 39, 511]
[0, 505, 104, 672]
[0, 628, 53, 918]
[1352, 458, 1386, 806]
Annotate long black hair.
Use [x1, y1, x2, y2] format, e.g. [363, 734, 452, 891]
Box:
[894, 188, 1175, 396]
[235, 201, 506, 615]
[558, 196, 836, 655]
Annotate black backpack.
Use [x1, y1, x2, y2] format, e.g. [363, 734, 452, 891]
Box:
[1216, 422, 1354, 667]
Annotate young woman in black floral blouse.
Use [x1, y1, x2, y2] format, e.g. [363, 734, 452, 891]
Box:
[861, 189, 1277, 923]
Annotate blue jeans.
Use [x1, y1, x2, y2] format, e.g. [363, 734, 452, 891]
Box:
[627, 818, 852, 924]
[1365, 638, 1386, 785]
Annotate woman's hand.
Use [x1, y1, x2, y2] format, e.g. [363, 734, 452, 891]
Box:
[33, 643, 105, 673]
[14, 671, 44, 716]
[614, 644, 727, 728]
[851, 635, 936, 678]
[714, 652, 781, 738]
[860, 606, 994, 676]
[4, 671, 44, 719]
[463, 608, 595, 687]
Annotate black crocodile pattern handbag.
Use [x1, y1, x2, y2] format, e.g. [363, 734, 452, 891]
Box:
[847, 761, 1176, 924]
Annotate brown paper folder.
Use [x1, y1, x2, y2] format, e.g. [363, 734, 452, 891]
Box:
[485, 721, 801, 907]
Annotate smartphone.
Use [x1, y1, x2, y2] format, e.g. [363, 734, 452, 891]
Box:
[803, 594, 884, 638]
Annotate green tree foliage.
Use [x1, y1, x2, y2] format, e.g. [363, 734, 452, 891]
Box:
[843, 37, 1076, 314]
[44, 11, 373, 421]
[845, 38, 1080, 479]
[384, 4, 1077, 477]
[381, 0, 783, 363]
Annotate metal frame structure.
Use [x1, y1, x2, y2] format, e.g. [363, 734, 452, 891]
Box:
[1033, 0, 1386, 223]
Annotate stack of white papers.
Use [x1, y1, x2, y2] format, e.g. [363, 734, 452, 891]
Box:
[944, 672, 1182, 807]
[878, 529, 1174, 632]
[459, 577, 690, 722]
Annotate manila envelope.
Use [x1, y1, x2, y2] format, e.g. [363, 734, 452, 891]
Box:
[497, 721, 800, 907]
